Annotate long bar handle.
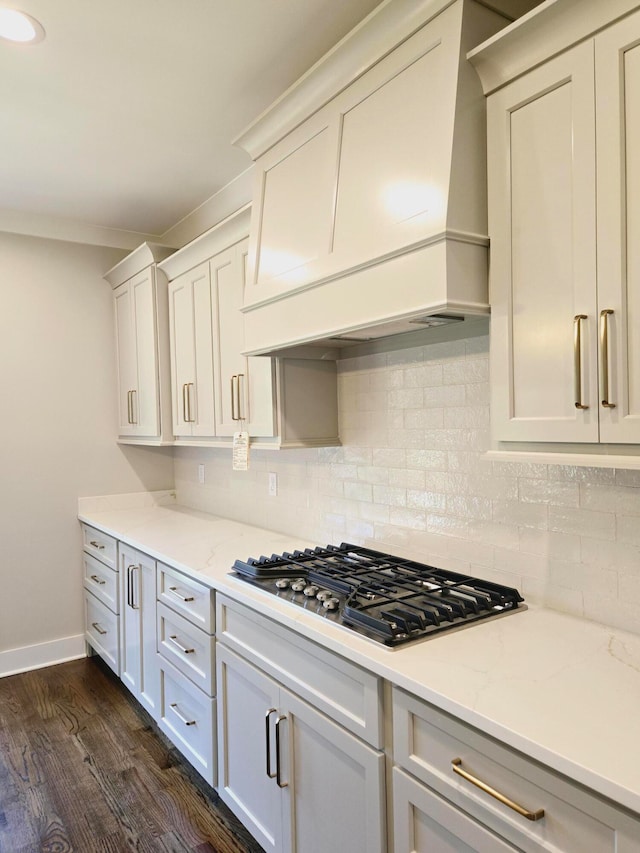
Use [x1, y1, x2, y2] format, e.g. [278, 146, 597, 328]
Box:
[186, 382, 195, 422]
[169, 702, 196, 726]
[168, 586, 194, 603]
[237, 373, 245, 421]
[452, 758, 544, 822]
[90, 574, 106, 586]
[573, 315, 588, 409]
[130, 389, 137, 424]
[265, 708, 277, 779]
[599, 309, 616, 408]
[275, 714, 288, 788]
[127, 390, 132, 424]
[168, 635, 195, 655]
[182, 383, 188, 423]
[91, 622, 107, 636]
[231, 375, 239, 420]
[130, 565, 140, 610]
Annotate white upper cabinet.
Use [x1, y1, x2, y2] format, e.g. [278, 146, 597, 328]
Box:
[158, 206, 339, 449]
[234, 0, 509, 356]
[105, 243, 174, 444]
[471, 0, 640, 458]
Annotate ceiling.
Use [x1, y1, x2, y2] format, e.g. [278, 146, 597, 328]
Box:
[0, 0, 541, 241]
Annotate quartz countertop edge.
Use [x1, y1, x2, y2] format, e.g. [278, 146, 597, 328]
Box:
[79, 503, 640, 817]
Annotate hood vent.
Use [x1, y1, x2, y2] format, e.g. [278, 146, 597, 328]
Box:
[235, 0, 509, 357]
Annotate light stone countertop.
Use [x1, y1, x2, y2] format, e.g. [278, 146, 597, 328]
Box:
[79, 500, 640, 817]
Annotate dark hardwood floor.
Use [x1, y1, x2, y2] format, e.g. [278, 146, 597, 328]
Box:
[0, 656, 264, 853]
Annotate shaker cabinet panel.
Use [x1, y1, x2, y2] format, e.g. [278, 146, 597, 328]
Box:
[596, 13, 640, 444]
[488, 43, 599, 442]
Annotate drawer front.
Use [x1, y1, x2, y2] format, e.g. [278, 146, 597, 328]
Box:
[217, 594, 383, 748]
[157, 601, 215, 696]
[83, 552, 118, 612]
[81, 524, 117, 569]
[157, 563, 214, 633]
[393, 689, 619, 853]
[85, 590, 119, 675]
[158, 657, 215, 787]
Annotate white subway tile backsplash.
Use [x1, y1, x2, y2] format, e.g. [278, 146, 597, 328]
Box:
[174, 335, 640, 636]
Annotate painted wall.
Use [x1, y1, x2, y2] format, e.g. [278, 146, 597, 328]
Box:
[175, 335, 640, 637]
[0, 232, 174, 669]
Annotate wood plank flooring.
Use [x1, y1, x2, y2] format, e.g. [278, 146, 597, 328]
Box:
[0, 657, 264, 853]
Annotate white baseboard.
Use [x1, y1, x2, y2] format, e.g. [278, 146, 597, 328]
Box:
[0, 634, 86, 678]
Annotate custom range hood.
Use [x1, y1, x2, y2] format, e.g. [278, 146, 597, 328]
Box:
[234, 0, 511, 356]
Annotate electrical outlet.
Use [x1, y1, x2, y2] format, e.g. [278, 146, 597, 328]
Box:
[268, 472, 278, 497]
[198, 463, 205, 484]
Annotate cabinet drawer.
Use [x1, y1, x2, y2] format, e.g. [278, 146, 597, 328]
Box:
[157, 563, 214, 633]
[157, 657, 215, 787]
[85, 591, 119, 675]
[393, 689, 623, 853]
[83, 552, 118, 612]
[81, 524, 117, 569]
[217, 594, 383, 748]
[157, 601, 215, 696]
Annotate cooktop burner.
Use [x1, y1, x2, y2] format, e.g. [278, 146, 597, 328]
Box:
[231, 543, 525, 647]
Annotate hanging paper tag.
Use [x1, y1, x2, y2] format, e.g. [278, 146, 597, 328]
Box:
[232, 431, 250, 471]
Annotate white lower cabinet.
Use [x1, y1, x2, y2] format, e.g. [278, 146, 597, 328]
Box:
[392, 688, 640, 853]
[82, 524, 120, 675]
[118, 543, 159, 719]
[217, 643, 385, 853]
[84, 590, 120, 675]
[215, 594, 385, 853]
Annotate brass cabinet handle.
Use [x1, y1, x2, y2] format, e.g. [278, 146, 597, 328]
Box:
[237, 373, 245, 421]
[186, 382, 195, 422]
[169, 702, 196, 726]
[275, 714, 288, 788]
[452, 758, 544, 822]
[573, 314, 588, 409]
[265, 708, 277, 779]
[91, 622, 107, 636]
[182, 383, 188, 423]
[231, 375, 239, 421]
[168, 586, 194, 603]
[130, 389, 137, 424]
[89, 540, 105, 550]
[599, 309, 616, 408]
[168, 635, 195, 655]
[90, 574, 106, 585]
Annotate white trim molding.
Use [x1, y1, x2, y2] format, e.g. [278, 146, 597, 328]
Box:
[0, 634, 86, 679]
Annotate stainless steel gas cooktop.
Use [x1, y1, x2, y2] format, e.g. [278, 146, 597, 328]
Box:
[231, 543, 525, 647]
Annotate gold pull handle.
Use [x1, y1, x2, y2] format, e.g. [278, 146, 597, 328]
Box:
[130, 389, 137, 424]
[265, 708, 277, 779]
[168, 586, 194, 603]
[90, 574, 106, 585]
[452, 758, 544, 822]
[230, 375, 239, 420]
[127, 390, 132, 424]
[600, 309, 616, 408]
[168, 635, 195, 655]
[182, 383, 188, 423]
[275, 715, 288, 788]
[237, 373, 245, 421]
[169, 702, 196, 726]
[186, 382, 195, 422]
[89, 540, 105, 550]
[91, 622, 107, 636]
[573, 315, 588, 409]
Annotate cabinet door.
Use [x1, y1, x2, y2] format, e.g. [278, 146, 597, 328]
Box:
[119, 545, 159, 719]
[113, 282, 137, 436]
[282, 688, 386, 853]
[596, 10, 640, 443]
[211, 245, 246, 436]
[119, 543, 142, 696]
[393, 768, 517, 853]
[488, 43, 599, 442]
[168, 263, 216, 437]
[217, 644, 283, 853]
[129, 268, 160, 437]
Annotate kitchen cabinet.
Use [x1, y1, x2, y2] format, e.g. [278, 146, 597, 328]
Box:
[392, 688, 640, 852]
[159, 205, 339, 449]
[471, 0, 640, 456]
[104, 243, 174, 445]
[216, 595, 385, 853]
[82, 524, 120, 675]
[234, 0, 509, 355]
[156, 562, 216, 786]
[118, 543, 159, 719]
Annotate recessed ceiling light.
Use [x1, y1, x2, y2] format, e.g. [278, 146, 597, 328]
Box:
[0, 8, 45, 43]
